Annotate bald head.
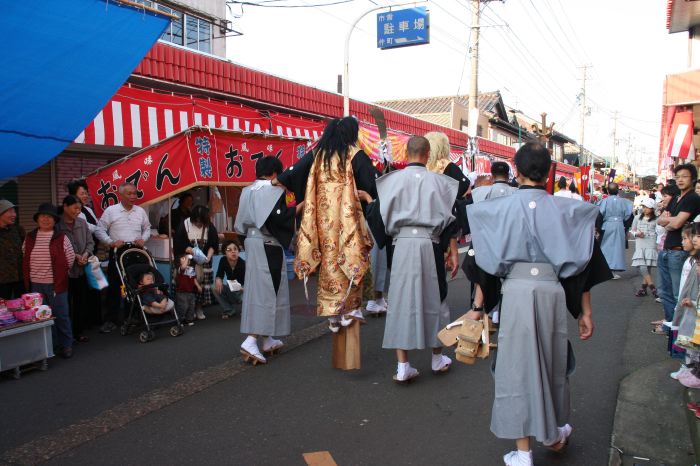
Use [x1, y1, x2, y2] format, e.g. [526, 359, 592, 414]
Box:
[407, 136, 430, 164]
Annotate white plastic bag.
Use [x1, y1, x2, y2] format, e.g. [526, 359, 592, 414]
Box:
[85, 256, 109, 290]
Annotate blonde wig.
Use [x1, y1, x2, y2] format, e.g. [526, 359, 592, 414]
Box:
[424, 131, 451, 173]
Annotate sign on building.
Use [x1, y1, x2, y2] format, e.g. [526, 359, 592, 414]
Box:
[377, 7, 429, 50]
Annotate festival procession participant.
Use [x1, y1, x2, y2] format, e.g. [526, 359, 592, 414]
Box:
[657, 164, 700, 326]
[598, 182, 633, 279]
[365, 231, 389, 316]
[361, 136, 459, 383]
[463, 161, 516, 323]
[235, 156, 299, 365]
[471, 161, 515, 203]
[95, 182, 152, 334]
[275, 116, 376, 371]
[466, 142, 611, 466]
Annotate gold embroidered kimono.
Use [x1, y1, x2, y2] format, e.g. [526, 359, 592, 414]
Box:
[294, 147, 374, 316]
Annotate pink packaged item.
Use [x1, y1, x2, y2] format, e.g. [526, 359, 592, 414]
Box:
[14, 309, 35, 322]
[6, 299, 23, 311]
[22, 293, 43, 309]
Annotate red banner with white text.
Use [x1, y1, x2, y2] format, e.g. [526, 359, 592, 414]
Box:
[86, 128, 308, 216]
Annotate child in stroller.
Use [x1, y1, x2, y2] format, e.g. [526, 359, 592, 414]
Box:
[117, 246, 184, 342]
[138, 271, 175, 315]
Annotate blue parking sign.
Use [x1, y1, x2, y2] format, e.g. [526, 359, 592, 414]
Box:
[377, 7, 429, 50]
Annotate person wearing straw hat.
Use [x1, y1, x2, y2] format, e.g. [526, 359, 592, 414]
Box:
[0, 199, 25, 299]
[23, 203, 76, 358]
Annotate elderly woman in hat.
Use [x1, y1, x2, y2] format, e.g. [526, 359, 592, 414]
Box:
[0, 199, 25, 299]
[23, 203, 76, 358]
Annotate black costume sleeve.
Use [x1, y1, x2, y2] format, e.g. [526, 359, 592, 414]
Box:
[443, 163, 470, 235]
[276, 149, 314, 203]
[461, 249, 501, 312]
[351, 150, 380, 200]
[365, 199, 387, 249]
[443, 162, 470, 198]
[264, 192, 296, 249]
[560, 240, 613, 318]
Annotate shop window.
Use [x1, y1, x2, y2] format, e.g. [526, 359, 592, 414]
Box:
[158, 5, 184, 46]
[146, 2, 213, 53]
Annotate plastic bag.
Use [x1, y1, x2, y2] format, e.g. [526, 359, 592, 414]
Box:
[85, 256, 109, 290]
[191, 245, 208, 265]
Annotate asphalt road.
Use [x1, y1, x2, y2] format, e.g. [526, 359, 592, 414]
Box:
[0, 253, 659, 466]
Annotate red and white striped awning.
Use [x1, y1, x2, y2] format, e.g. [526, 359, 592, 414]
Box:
[666, 110, 695, 160]
[74, 86, 324, 148]
[270, 113, 325, 140]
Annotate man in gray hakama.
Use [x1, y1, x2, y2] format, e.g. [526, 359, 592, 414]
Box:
[598, 183, 633, 276]
[363, 136, 460, 383]
[467, 143, 611, 466]
[234, 156, 297, 365]
[470, 161, 516, 203]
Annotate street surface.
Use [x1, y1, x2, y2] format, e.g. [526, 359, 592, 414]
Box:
[0, 252, 674, 465]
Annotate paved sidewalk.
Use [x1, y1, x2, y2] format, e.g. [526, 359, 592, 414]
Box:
[609, 268, 696, 466]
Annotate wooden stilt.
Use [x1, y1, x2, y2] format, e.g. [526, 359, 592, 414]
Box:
[331, 320, 361, 370]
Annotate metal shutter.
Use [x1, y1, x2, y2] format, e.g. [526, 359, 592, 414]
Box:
[17, 161, 53, 231]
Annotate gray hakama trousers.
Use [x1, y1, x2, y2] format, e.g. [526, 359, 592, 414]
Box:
[491, 263, 570, 445]
[240, 227, 291, 337]
[369, 224, 389, 294]
[382, 227, 450, 350]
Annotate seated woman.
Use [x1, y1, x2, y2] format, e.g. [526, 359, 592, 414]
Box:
[138, 271, 175, 315]
[213, 240, 246, 319]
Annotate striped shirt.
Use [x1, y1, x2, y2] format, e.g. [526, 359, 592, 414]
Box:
[23, 231, 75, 284]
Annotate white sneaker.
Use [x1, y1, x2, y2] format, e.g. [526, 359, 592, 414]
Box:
[376, 297, 388, 309]
[196, 309, 206, 320]
[612, 274, 621, 280]
[365, 300, 386, 314]
[394, 362, 419, 383]
[240, 337, 266, 364]
[503, 450, 533, 466]
[262, 336, 283, 353]
[431, 354, 452, 373]
[655, 297, 662, 303]
[671, 364, 689, 380]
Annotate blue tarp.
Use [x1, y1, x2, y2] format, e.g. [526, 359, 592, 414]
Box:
[0, 0, 170, 177]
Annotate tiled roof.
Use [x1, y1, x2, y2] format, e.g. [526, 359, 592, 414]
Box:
[376, 91, 502, 116]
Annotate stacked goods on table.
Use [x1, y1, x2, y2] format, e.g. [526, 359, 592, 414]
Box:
[0, 294, 52, 328]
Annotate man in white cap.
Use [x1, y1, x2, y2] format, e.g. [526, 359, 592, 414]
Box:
[0, 200, 25, 298]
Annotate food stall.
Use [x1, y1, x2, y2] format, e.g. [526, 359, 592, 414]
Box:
[85, 126, 311, 277]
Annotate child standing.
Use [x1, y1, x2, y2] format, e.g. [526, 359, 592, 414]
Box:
[176, 254, 202, 326]
[630, 198, 658, 297]
[138, 271, 175, 315]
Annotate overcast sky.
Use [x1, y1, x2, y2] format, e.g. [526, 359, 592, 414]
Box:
[225, 0, 687, 175]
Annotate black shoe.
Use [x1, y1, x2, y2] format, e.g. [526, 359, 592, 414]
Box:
[60, 347, 73, 359]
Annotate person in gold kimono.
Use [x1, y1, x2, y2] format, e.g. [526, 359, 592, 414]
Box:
[275, 116, 378, 370]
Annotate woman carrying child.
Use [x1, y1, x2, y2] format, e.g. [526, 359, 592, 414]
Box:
[630, 198, 659, 297]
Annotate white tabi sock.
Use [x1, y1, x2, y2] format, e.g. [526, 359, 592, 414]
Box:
[516, 450, 532, 463]
[244, 335, 257, 346]
[397, 361, 410, 377]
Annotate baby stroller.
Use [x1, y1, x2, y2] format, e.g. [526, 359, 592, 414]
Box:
[115, 245, 184, 343]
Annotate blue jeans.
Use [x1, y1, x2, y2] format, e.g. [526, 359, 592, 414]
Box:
[31, 282, 72, 349]
[657, 250, 688, 322]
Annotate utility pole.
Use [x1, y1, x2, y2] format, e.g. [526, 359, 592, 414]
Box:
[612, 110, 618, 169]
[578, 65, 590, 165]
